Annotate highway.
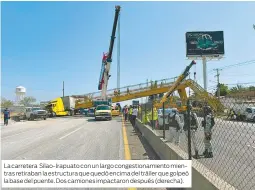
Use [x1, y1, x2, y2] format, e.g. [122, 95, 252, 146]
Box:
[1, 116, 166, 190]
[158, 117, 255, 190]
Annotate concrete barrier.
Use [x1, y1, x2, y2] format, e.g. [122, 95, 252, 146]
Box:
[136, 119, 236, 190]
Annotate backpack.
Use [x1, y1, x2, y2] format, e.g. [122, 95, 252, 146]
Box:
[168, 112, 178, 126]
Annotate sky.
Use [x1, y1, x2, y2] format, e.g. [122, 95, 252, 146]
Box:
[1, 1, 255, 105]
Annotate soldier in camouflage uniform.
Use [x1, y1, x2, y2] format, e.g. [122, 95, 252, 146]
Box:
[202, 106, 215, 158]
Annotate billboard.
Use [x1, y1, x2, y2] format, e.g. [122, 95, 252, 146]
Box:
[186, 31, 224, 57]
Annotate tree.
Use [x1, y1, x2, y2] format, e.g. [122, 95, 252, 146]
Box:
[1, 97, 14, 108]
[20, 96, 36, 107]
[248, 86, 255, 91]
[230, 84, 246, 93]
[215, 83, 229, 96]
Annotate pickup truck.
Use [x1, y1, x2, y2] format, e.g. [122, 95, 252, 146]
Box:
[95, 105, 112, 121]
[25, 107, 47, 121]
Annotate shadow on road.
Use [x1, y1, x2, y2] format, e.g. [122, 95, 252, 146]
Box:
[125, 120, 160, 160]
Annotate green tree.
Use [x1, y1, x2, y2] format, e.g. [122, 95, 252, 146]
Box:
[20, 96, 36, 107]
[230, 84, 246, 93]
[215, 83, 229, 96]
[1, 97, 14, 108]
[248, 86, 255, 91]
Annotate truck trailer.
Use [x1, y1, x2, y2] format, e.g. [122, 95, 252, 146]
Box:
[46, 96, 76, 117]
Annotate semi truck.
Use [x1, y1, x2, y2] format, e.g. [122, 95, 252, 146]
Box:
[46, 96, 76, 117]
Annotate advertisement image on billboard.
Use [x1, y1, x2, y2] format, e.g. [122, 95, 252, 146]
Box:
[186, 31, 225, 57]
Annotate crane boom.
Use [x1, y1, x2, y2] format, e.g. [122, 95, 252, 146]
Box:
[157, 60, 196, 107]
[98, 5, 121, 100]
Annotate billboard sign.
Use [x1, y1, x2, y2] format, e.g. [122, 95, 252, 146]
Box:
[186, 31, 224, 57]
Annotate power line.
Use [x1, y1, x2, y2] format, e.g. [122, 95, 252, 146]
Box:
[225, 82, 255, 86]
[209, 59, 255, 73]
[221, 73, 254, 77]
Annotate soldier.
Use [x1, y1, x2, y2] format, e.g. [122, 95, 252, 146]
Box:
[202, 106, 215, 158]
[183, 106, 199, 159]
[167, 109, 183, 145]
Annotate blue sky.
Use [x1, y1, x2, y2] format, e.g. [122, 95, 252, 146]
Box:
[2, 1, 255, 103]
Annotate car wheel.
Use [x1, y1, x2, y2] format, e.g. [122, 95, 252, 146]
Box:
[253, 117, 255, 122]
[44, 117, 47, 120]
[30, 115, 34, 121]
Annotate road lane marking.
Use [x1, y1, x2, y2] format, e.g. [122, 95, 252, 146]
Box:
[59, 127, 83, 140]
[121, 116, 137, 190]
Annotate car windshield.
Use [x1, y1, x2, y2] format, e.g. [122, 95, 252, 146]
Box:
[97, 106, 110, 110]
[32, 108, 41, 111]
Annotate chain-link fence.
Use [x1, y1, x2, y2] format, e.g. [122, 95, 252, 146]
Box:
[136, 96, 255, 190]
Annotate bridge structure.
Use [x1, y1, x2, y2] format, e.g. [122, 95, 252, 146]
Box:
[74, 77, 224, 112]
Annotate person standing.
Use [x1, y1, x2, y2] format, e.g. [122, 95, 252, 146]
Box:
[167, 109, 183, 145]
[129, 105, 133, 122]
[202, 106, 214, 158]
[3, 108, 10, 126]
[183, 106, 199, 159]
[124, 106, 129, 121]
[131, 106, 138, 130]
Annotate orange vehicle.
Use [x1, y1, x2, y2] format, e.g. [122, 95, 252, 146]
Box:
[111, 105, 120, 116]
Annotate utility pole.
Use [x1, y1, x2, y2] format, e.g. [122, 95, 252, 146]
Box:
[62, 81, 65, 97]
[214, 69, 222, 99]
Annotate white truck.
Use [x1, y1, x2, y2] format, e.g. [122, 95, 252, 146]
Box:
[25, 107, 47, 121]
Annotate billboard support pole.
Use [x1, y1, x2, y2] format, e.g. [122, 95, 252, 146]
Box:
[202, 57, 207, 91]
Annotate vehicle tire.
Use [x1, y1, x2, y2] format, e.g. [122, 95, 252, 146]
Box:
[109, 117, 112, 121]
[30, 115, 34, 121]
[253, 117, 255, 122]
[44, 117, 47, 120]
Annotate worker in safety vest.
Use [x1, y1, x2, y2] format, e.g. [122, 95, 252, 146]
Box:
[147, 107, 158, 129]
[129, 106, 133, 122]
[167, 108, 183, 145]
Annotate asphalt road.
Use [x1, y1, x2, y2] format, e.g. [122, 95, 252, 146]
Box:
[156, 117, 255, 190]
[1, 116, 124, 160]
[1, 116, 166, 190]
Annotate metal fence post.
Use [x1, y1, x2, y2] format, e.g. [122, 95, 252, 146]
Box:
[187, 99, 192, 160]
[163, 102, 165, 139]
[152, 100, 154, 129]
[145, 104, 147, 124]
[141, 104, 143, 121]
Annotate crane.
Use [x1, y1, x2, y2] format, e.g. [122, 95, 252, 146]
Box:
[98, 5, 121, 100]
[155, 60, 196, 110]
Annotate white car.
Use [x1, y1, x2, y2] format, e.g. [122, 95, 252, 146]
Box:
[25, 107, 47, 121]
[87, 108, 95, 117]
[245, 107, 255, 122]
